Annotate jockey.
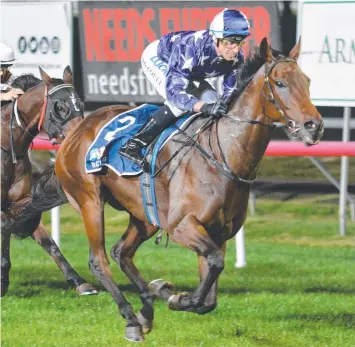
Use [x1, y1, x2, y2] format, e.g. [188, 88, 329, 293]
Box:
[0, 41, 24, 102]
[119, 8, 251, 165]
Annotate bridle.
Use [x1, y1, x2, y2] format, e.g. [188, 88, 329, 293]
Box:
[260, 57, 298, 133]
[7, 83, 83, 164]
[223, 57, 297, 130]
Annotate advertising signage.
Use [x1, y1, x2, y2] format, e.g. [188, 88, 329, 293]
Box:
[79, 1, 282, 103]
[1, 2, 72, 80]
[298, 1, 355, 107]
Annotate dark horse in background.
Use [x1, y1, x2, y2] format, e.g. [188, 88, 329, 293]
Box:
[1, 67, 96, 297]
[12, 38, 324, 342]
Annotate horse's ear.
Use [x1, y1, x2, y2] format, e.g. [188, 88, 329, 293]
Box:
[63, 65, 73, 85]
[259, 37, 272, 63]
[38, 66, 52, 84]
[289, 36, 301, 61]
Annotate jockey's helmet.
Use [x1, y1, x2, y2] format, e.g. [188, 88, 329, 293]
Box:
[210, 9, 251, 42]
[0, 42, 17, 67]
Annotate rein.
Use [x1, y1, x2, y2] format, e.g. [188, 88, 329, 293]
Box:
[38, 83, 48, 131]
[185, 122, 256, 184]
[151, 115, 259, 185]
[151, 116, 213, 178]
[8, 90, 46, 164]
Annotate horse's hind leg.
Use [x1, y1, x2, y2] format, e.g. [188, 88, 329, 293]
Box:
[70, 192, 144, 342]
[110, 216, 159, 334]
[1, 225, 12, 297]
[31, 221, 97, 295]
[151, 214, 225, 313]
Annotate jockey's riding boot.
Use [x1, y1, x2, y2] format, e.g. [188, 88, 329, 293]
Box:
[118, 106, 176, 165]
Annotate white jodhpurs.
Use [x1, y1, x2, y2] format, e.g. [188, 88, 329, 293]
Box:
[141, 40, 217, 116]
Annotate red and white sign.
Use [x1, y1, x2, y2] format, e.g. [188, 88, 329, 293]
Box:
[78, 1, 282, 103]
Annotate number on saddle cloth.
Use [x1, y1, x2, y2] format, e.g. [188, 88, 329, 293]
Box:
[85, 104, 198, 177]
[85, 104, 160, 176]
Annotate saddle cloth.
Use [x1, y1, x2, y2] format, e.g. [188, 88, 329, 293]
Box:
[85, 104, 195, 176]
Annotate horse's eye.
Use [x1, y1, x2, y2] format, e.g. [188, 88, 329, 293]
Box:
[275, 81, 286, 88]
[55, 102, 66, 112]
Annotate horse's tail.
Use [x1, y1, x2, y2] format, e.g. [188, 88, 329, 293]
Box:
[2, 164, 68, 234]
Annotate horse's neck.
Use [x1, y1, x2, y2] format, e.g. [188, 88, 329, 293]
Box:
[9, 84, 44, 150]
[219, 75, 273, 180]
[17, 83, 44, 133]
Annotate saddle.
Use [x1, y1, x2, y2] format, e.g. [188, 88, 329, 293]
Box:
[85, 104, 202, 177]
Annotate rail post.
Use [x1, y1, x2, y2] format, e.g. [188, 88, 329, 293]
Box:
[235, 226, 246, 268]
[339, 107, 351, 236]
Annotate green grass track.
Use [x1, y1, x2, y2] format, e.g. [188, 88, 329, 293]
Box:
[2, 197, 354, 346]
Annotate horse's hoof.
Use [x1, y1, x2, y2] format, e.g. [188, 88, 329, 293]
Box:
[125, 326, 144, 342]
[136, 311, 153, 334]
[167, 294, 181, 310]
[148, 279, 174, 298]
[168, 292, 192, 311]
[76, 283, 98, 296]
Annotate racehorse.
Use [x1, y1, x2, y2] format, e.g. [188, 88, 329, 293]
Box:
[16, 38, 324, 342]
[1, 66, 96, 297]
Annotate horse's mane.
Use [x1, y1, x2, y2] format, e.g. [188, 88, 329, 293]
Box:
[229, 46, 285, 106]
[1, 74, 42, 109]
[11, 74, 41, 92]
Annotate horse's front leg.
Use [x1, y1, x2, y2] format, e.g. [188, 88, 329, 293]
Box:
[194, 246, 226, 314]
[1, 217, 12, 297]
[150, 214, 225, 313]
[31, 221, 97, 296]
[110, 216, 159, 334]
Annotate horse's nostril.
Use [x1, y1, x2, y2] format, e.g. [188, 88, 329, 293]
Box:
[304, 120, 318, 131]
[288, 120, 296, 129]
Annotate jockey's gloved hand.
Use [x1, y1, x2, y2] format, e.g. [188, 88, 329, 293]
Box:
[200, 100, 228, 118]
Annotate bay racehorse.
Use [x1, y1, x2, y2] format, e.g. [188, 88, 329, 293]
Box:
[1, 67, 96, 297]
[15, 38, 324, 341]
